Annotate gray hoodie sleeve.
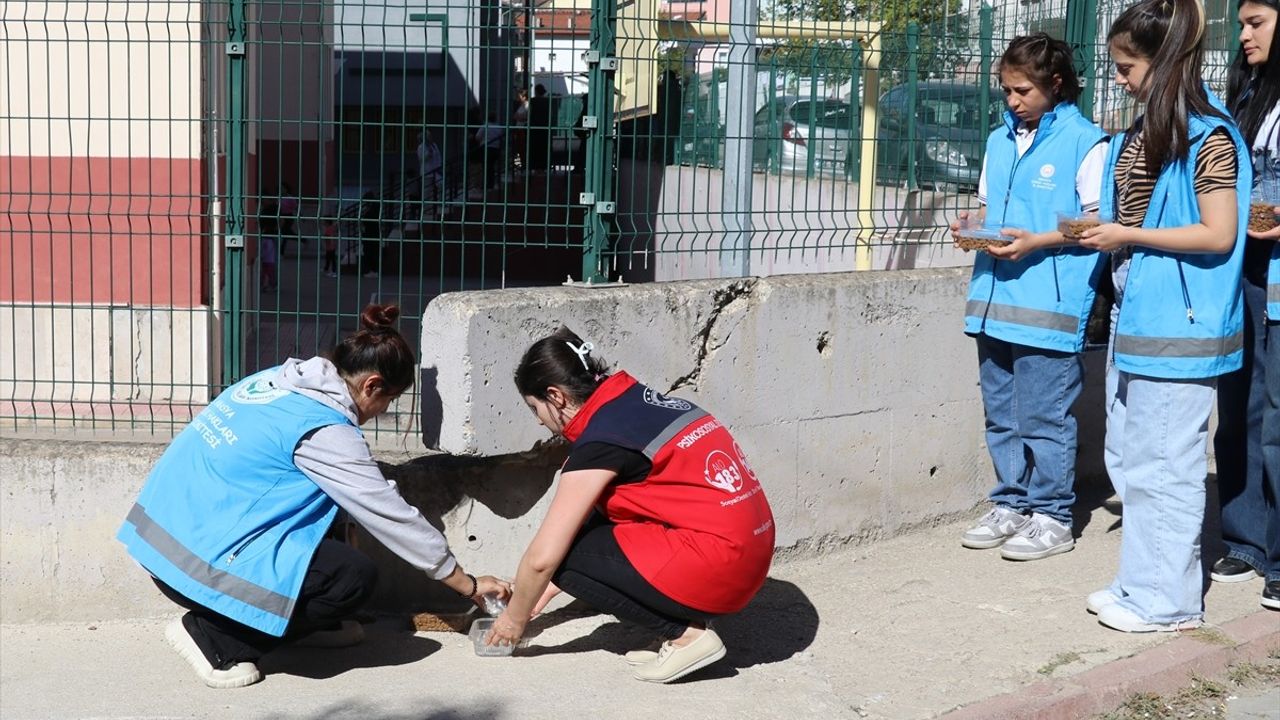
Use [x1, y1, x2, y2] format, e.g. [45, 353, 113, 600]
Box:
[293, 424, 458, 580]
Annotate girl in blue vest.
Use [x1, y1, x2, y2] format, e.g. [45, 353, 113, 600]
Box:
[485, 328, 775, 684]
[950, 34, 1108, 561]
[1079, 0, 1251, 632]
[1212, 0, 1280, 611]
[118, 304, 510, 688]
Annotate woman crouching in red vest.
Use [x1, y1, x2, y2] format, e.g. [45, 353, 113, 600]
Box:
[485, 327, 775, 683]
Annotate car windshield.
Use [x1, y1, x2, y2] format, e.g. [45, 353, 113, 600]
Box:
[791, 100, 853, 129]
[916, 92, 1003, 129]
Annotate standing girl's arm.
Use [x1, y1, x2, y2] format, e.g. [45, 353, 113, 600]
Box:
[486, 468, 615, 645]
[1079, 189, 1237, 253]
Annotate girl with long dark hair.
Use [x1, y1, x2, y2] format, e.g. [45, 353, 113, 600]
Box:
[1212, 0, 1280, 611]
[1079, 0, 1252, 632]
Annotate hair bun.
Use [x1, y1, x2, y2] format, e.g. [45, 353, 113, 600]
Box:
[360, 303, 401, 331]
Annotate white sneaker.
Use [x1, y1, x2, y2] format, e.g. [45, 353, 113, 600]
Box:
[1086, 589, 1120, 615]
[1000, 513, 1074, 561]
[961, 507, 1030, 549]
[165, 618, 262, 689]
[1097, 603, 1202, 633]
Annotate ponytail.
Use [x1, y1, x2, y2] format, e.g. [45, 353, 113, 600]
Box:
[329, 303, 416, 396]
[514, 327, 610, 404]
[1108, 0, 1229, 173]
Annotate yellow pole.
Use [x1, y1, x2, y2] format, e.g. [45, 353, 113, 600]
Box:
[855, 30, 880, 271]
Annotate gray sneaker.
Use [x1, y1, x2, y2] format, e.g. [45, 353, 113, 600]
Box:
[1000, 513, 1074, 561]
[961, 506, 1030, 549]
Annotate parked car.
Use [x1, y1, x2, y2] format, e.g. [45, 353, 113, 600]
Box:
[752, 96, 855, 177]
[876, 82, 1004, 190]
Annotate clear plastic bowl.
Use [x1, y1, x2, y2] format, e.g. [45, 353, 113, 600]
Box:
[1057, 211, 1109, 240]
[469, 618, 515, 657]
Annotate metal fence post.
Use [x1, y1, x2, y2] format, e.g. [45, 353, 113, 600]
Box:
[847, 44, 862, 181]
[1064, 0, 1098, 120]
[722, 0, 758, 277]
[905, 22, 919, 192]
[581, 0, 616, 283]
[222, 0, 248, 387]
[977, 5, 993, 170]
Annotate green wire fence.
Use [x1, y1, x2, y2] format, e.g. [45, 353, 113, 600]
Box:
[0, 0, 1242, 439]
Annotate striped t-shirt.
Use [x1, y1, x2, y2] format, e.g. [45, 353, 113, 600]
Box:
[1114, 128, 1238, 227]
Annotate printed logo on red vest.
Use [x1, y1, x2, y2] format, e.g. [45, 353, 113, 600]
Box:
[705, 449, 745, 493]
[643, 387, 692, 412]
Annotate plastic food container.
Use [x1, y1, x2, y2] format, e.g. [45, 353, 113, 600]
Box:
[469, 617, 515, 657]
[1252, 152, 1280, 232]
[953, 219, 1011, 251]
[1249, 201, 1278, 232]
[1057, 211, 1108, 240]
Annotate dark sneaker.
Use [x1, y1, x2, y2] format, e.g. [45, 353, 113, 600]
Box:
[1210, 556, 1261, 583]
[1263, 580, 1280, 611]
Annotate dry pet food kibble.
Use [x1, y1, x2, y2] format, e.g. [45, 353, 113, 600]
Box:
[1249, 202, 1278, 232]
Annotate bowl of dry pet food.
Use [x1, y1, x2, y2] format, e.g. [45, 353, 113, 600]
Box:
[1249, 200, 1278, 232]
[1057, 211, 1108, 241]
[953, 218, 1011, 251]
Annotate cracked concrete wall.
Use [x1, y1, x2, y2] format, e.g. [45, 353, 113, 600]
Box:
[0, 269, 1108, 623]
[420, 268, 1109, 551]
[0, 437, 567, 624]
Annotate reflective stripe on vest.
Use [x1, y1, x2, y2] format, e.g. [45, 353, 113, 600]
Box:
[126, 503, 293, 619]
[1114, 330, 1244, 358]
[964, 299, 1080, 335]
[642, 408, 710, 459]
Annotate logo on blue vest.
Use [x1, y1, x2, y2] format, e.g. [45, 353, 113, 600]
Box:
[231, 377, 288, 405]
[643, 388, 692, 412]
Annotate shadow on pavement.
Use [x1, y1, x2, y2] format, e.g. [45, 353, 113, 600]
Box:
[259, 618, 442, 680]
[257, 701, 507, 720]
[515, 578, 819, 683]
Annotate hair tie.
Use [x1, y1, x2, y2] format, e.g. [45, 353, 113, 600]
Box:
[565, 340, 594, 371]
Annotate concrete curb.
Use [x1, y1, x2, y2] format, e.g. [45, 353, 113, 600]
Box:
[942, 609, 1280, 720]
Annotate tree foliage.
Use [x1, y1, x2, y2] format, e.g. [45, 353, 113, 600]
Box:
[760, 0, 972, 95]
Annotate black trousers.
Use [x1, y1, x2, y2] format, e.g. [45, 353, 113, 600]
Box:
[553, 515, 716, 640]
[155, 539, 377, 668]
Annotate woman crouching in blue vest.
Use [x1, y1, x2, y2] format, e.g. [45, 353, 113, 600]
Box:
[117, 303, 510, 687]
[1079, 0, 1251, 632]
[950, 34, 1109, 561]
[483, 328, 775, 684]
[1211, 0, 1280, 612]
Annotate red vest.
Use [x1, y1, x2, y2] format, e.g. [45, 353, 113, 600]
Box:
[563, 372, 775, 613]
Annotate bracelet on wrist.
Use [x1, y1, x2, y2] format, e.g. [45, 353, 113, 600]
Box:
[458, 573, 478, 599]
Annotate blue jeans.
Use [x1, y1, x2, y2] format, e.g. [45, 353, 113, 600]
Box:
[1214, 240, 1271, 574]
[1105, 257, 1215, 623]
[1263, 320, 1280, 582]
[976, 335, 1084, 526]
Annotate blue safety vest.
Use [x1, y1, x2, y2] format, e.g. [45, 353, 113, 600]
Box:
[1099, 111, 1251, 378]
[117, 368, 354, 636]
[965, 102, 1108, 352]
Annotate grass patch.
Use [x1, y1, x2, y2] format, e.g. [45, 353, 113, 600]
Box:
[1038, 651, 1083, 676]
[1096, 659, 1280, 720]
[1098, 676, 1226, 719]
[1185, 627, 1233, 647]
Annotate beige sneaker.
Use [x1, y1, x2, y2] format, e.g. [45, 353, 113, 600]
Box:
[623, 641, 662, 665]
[632, 627, 726, 683]
[165, 618, 262, 689]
